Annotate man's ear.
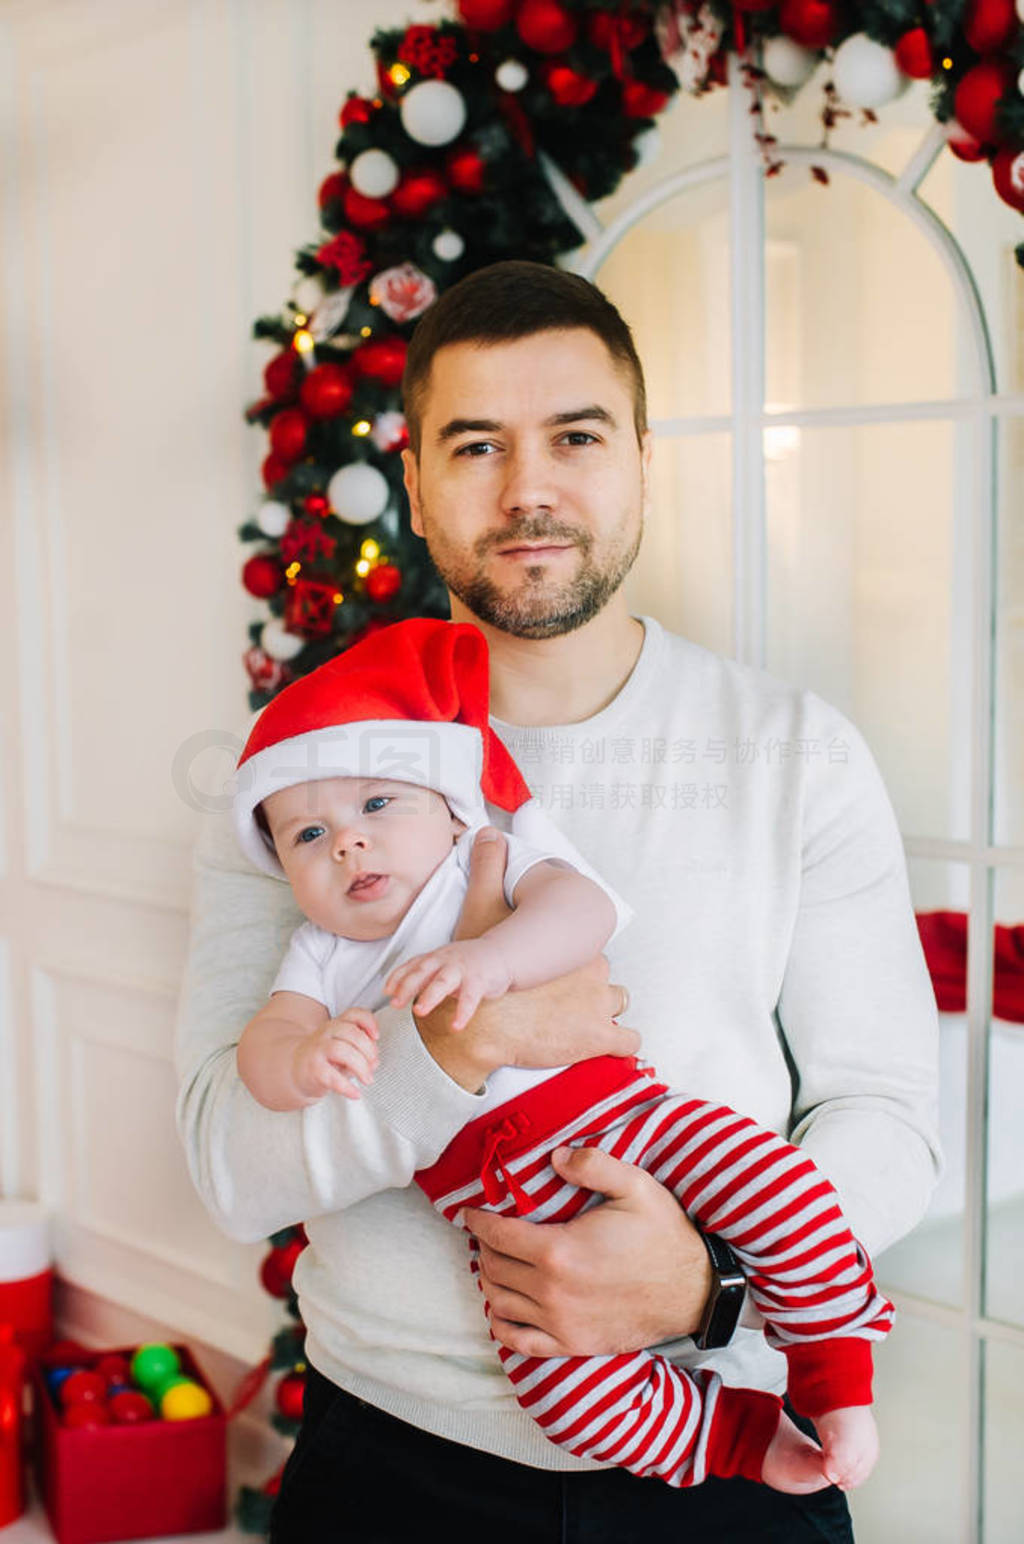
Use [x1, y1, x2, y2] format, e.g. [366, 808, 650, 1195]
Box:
[402, 447, 424, 538]
[639, 429, 653, 515]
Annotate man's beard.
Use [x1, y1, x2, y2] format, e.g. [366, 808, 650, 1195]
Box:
[420, 512, 642, 640]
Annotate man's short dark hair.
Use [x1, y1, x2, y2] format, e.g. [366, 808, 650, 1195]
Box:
[402, 260, 648, 455]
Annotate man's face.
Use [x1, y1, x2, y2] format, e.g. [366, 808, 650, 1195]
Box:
[402, 329, 652, 639]
[262, 776, 463, 942]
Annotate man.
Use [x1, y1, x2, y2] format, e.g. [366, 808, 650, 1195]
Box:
[175, 261, 940, 1542]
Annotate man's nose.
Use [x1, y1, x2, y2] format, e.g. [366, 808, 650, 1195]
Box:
[499, 444, 558, 516]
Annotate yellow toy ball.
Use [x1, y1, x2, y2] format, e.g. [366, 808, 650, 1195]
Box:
[160, 1378, 213, 1421]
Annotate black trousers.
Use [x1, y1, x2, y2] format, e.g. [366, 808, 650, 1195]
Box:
[269, 1364, 855, 1543]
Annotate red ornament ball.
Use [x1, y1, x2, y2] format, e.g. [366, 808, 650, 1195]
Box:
[259, 1238, 305, 1299]
[391, 167, 448, 219]
[365, 563, 402, 602]
[587, 10, 649, 48]
[340, 95, 374, 128]
[300, 362, 355, 419]
[446, 145, 488, 191]
[317, 171, 347, 210]
[269, 408, 308, 463]
[263, 1469, 285, 1498]
[954, 59, 1015, 146]
[354, 337, 408, 387]
[622, 80, 671, 117]
[948, 123, 987, 161]
[963, 0, 1018, 55]
[264, 350, 301, 402]
[893, 28, 934, 79]
[545, 65, 599, 107]
[778, 0, 843, 49]
[304, 493, 329, 519]
[343, 186, 391, 231]
[262, 452, 291, 490]
[457, 0, 514, 28]
[242, 555, 284, 599]
[992, 144, 1024, 212]
[275, 1372, 307, 1421]
[516, 0, 577, 54]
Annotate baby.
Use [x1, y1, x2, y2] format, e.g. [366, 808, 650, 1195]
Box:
[233, 617, 890, 1495]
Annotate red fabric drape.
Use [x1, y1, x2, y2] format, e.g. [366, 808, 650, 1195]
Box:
[915, 911, 1024, 1023]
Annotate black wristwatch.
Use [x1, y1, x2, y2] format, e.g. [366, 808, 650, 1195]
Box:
[693, 1232, 746, 1350]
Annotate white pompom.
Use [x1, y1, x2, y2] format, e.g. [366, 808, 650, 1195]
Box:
[762, 36, 818, 90]
[261, 620, 306, 661]
[256, 501, 291, 538]
[292, 275, 325, 316]
[495, 58, 529, 92]
[832, 33, 906, 110]
[349, 148, 399, 199]
[433, 228, 465, 261]
[327, 462, 390, 525]
[400, 79, 467, 147]
[633, 126, 662, 167]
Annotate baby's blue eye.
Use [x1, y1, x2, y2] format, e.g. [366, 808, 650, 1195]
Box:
[363, 796, 390, 813]
[295, 825, 325, 845]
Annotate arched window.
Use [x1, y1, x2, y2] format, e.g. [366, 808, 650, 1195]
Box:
[564, 68, 1024, 1544]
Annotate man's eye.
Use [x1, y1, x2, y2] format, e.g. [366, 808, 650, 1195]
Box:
[454, 441, 496, 457]
[295, 826, 325, 845]
[363, 796, 391, 813]
[561, 432, 597, 446]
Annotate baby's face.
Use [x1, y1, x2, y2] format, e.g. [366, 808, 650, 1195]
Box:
[262, 776, 464, 941]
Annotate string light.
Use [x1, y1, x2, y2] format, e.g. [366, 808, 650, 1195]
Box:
[360, 325, 372, 337]
[942, 56, 953, 69]
[352, 419, 373, 436]
[361, 539, 380, 560]
[355, 559, 371, 576]
[293, 330, 315, 372]
[389, 63, 411, 87]
[286, 562, 301, 583]
[293, 312, 308, 327]
[333, 592, 344, 605]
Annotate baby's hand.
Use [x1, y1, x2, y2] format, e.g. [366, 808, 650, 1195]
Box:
[291, 1007, 378, 1102]
[815, 1405, 879, 1491]
[385, 940, 514, 1030]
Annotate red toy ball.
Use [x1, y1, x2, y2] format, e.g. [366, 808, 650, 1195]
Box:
[954, 59, 1015, 146]
[63, 1402, 111, 1429]
[94, 1354, 133, 1386]
[109, 1390, 155, 1425]
[60, 1370, 107, 1407]
[300, 363, 355, 420]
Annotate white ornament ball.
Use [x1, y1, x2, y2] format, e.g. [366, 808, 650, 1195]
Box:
[633, 126, 662, 168]
[1017, 0, 1024, 22]
[1018, 64, 1024, 96]
[261, 620, 306, 662]
[327, 461, 390, 525]
[832, 34, 906, 110]
[495, 58, 529, 93]
[256, 501, 290, 538]
[762, 36, 818, 90]
[433, 228, 465, 262]
[349, 148, 399, 199]
[400, 79, 467, 147]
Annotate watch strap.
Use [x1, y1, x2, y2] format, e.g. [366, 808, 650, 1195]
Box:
[693, 1231, 746, 1351]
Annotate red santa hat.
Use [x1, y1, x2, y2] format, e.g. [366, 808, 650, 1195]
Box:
[235, 618, 556, 878]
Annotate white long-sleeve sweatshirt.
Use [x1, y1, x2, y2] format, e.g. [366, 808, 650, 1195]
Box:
[174, 617, 941, 1468]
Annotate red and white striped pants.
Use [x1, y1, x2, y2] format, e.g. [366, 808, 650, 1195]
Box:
[417, 1055, 893, 1488]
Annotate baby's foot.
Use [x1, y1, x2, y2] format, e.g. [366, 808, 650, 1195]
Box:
[815, 1405, 879, 1491]
[760, 1411, 830, 1495]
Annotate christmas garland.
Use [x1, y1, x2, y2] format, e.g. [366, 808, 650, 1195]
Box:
[235, 0, 1024, 1530]
[240, 0, 1024, 717]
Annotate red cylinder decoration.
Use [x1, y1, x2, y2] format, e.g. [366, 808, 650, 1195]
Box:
[0, 1328, 26, 1528]
[269, 409, 308, 463]
[516, 0, 578, 54]
[353, 337, 409, 387]
[893, 28, 934, 79]
[992, 143, 1024, 211]
[242, 556, 284, 599]
[299, 362, 356, 419]
[778, 0, 844, 49]
[953, 58, 1015, 146]
[391, 168, 448, 219]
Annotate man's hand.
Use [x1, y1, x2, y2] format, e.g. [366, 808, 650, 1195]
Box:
[415, 829, 639, 1090]
[463, 1144, 713, 1357]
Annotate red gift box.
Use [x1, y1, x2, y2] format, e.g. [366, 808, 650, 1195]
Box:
[33, 1344, 226, 1544]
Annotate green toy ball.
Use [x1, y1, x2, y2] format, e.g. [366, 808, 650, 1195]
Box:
[130, 1343, 180, 1395]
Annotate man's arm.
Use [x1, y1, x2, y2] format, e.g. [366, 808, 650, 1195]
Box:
[776, 702, 942, 1256]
